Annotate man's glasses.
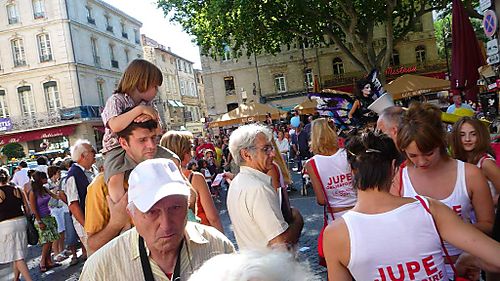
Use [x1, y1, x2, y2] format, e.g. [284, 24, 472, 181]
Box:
[249, 145, 274, 155]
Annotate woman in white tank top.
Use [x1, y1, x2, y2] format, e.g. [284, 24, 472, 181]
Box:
[323, 131, 500, 281]
[393, 103, 494, 275]
[450, 116, 500, 204]
[304, 118, 356, 223]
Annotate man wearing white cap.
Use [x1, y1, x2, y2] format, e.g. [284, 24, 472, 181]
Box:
[80, 158, 234, 280]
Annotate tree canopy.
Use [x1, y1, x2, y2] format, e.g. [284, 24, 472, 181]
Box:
[158, 0, 481, 73]
[1, 143, 25, 160]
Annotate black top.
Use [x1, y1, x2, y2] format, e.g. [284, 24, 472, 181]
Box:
[0, 185, 24, 222]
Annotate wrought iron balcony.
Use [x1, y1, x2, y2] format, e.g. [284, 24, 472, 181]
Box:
[8, 17, 18, 24]
[87, 17, 95, 24]
[106, 25, 114, 33]
[122, 32, 128, 39]
[2, 106, 102, 132]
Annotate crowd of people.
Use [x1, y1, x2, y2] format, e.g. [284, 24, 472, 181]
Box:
[1, 58, 500, 281]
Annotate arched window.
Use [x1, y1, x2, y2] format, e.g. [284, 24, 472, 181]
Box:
[0, 89, 10, 118]
[415, 45, 426, 64]
[37, 33, 52, 62]
[11, 38, 26, 66]
[43, 81, 61, 113]
[391, 49, 400, 66]
[18, 86, 35, 117]
[333, 57, 344, 75]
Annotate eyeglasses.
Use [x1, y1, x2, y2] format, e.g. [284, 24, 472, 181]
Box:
[249, 144, 275, 155]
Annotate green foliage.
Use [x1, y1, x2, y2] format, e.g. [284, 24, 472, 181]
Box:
[2, 143, 25, 160]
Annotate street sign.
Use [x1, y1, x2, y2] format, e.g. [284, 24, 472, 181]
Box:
[480, 0, 492, 12]
[487, 53, 500, 65]
[483, 10, 498, 37]
[487, 38, 499, 56]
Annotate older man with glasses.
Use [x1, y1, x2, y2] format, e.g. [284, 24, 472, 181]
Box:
[227, 124, 304, 250]
[80, 159, 234, 280]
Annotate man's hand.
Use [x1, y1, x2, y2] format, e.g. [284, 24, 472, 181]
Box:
[106, 193, 130, 231]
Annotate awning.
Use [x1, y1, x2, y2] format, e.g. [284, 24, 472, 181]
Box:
[0, 125, 76, 146]
[175, 101, 185, 107]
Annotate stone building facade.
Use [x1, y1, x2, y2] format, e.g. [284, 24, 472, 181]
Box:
[0, 0, 142, 155]
[202, 12, 445, 118]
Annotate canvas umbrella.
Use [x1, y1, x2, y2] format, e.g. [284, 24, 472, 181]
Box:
[209, 102, 286, 128]
[450, 0, 485, 101]
[385, 74, 450, 100]
[294, 98, 318, 115]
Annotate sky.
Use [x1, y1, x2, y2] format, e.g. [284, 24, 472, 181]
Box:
[102, 0, 202, 69]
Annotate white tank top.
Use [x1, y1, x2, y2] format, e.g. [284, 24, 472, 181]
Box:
[309, 150, 357, 211]
[401, 159, 472, 256]
[343, 197, 448, 281]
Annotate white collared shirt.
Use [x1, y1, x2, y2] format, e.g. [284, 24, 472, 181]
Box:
[227, 166, 289, 250]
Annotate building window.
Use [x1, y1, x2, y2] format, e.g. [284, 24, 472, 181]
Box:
[18, 86, 35, 117]
[391, 49, 400, 66]
[109, 44, 118, 68]
[91, 37, 100, 66]
[32, 0, 45, 19]
[11, 38, 26, 67]
[274, 74, 287, 93]
[7, 4, 19, 24]
[37, 33, 52, 62]
[416, 45, 426, 64]
[191, 82, 197, 96]
[121, 22, 128, 38]
[0, 90, 10, 118]
[105, 15, 113, 33]
[332, 57, 344, 75]
[97, 80, 105, 106]
[180, 80, 186, 96]
[43, 81, 61, 113]
[224, 76, 235, 95]
[134, 29, 140, 44]
[86, 6, 95, 24]
[305, 69, 313, 89]
[124, 49, 129, 64]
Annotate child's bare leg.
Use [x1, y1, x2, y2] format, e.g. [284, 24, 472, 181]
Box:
[108, 173, 125, 203]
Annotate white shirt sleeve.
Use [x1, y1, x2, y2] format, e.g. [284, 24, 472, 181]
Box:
[12, 169, 29, 188]
[63, 176, 79, 204]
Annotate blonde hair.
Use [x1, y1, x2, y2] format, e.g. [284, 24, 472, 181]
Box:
[310, 118, 338, 155]
[160, 131, 194, 162]
[115, 59, 163, 95]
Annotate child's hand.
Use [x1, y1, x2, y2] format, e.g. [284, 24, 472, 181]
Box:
[138, 105, 159, 120]
[134, 113, 154, 123]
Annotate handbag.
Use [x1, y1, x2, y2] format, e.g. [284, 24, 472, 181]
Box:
[26, 214, 39, 246]
[415, 196, 471, 281]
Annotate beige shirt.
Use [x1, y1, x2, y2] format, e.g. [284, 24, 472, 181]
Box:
[79, 222, 235, 281]
[227, 166, 289, 250]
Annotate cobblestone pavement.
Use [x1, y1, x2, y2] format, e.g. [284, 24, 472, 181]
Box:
[0, 170, 327, 281]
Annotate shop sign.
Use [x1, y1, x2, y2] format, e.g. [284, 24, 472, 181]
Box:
[385, 65, 417, 76]
[483, 10, 498, 38]
[480, 0, 492, 12]
[0, 125, 76, 146]
[0, 118, 13, 132]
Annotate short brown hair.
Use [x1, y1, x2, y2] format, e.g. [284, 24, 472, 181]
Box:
[450, 116, 494, 164]
[397, 102, 447, 156]
[160, 131, 193, 162]
[117, 119, 158, 142]
[114, 59, 162, 94]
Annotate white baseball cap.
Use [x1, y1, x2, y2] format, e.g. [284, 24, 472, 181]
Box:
[128, 158, 190, 213]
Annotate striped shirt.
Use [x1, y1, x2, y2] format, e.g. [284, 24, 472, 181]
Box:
[79, 222, 235, 281]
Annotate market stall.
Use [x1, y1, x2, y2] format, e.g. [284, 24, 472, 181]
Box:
[385, 74, 450, 100]
[209, 102, 286, 128]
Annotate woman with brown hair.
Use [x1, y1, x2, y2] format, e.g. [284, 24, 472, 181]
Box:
[28, 171, 61, 272]
[450, 116, 500, 204]
[161, 131, 224, 233]
[0, 167, 33, 281]
[395, 102, 494, 277]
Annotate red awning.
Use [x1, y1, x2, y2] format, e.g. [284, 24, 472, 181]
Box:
[0, 125, 77, 146]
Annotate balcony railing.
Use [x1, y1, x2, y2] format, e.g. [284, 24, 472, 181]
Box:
[225, 89, 236, 96]
[106, 25, 114, 33]
[87, 17, 95, 24]
[111, 60, 119, 68]
[34, 12, 45, 19]
[122, 32, 128, 39]
[14, 59, 27, 67]
[3, 106, 102, 132]
[40, 54, 52, 62]
[94, 56, 101, 67]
